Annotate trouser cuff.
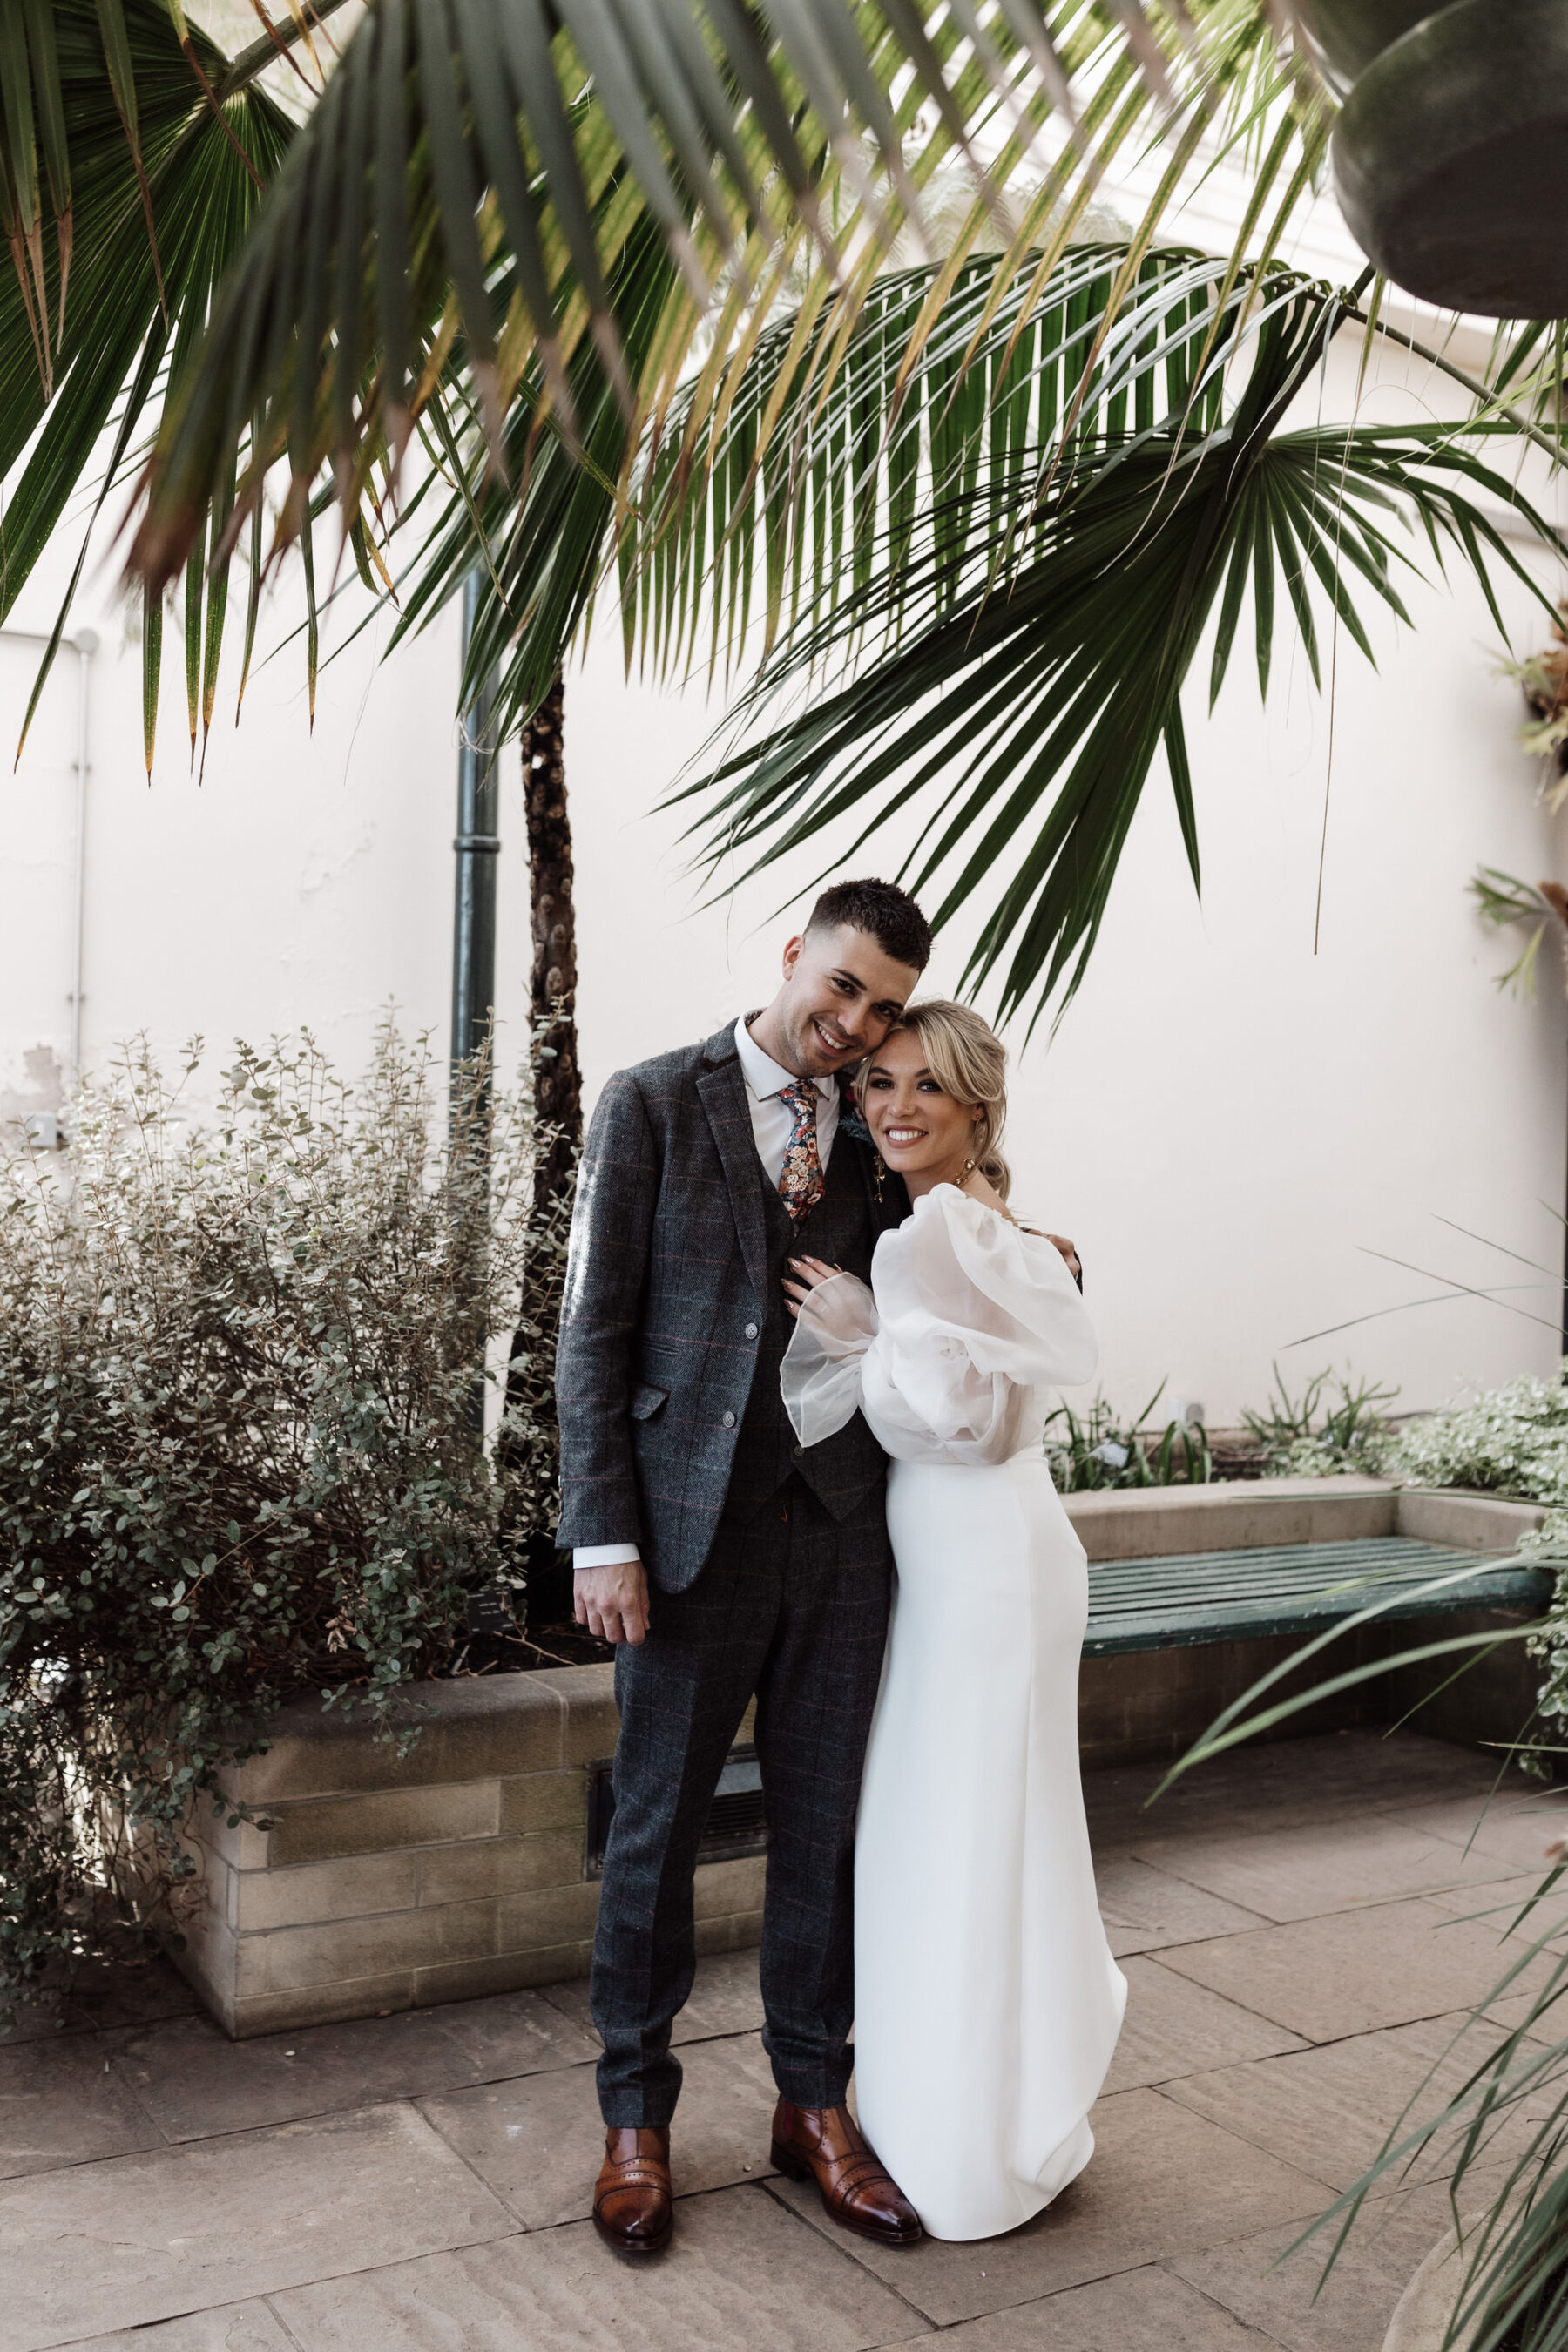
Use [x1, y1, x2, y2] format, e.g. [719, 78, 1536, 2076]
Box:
[770, 2062, 855, 2112]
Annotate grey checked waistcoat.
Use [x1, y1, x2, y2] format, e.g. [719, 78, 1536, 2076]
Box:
[721, 1127, 886, 1524]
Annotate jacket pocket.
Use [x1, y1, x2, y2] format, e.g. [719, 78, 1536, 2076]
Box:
[630, 1382, 669, 1421]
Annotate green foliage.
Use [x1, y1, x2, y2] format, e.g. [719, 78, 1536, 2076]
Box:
[1383, 1370, 1568, 1512]
[0, 2, 294, 773]
[1240, 1362, 1399, 1477]
[1374, 1371, 1568, 1772]
[0, 1024, 565, 2012]
[1044, 1382, 1211, 1490]
[1470, 866, 1565, 999]
[663, 245, 1562, 1030]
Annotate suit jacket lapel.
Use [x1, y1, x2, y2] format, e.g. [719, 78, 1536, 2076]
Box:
[697, 1035, 769, 1313]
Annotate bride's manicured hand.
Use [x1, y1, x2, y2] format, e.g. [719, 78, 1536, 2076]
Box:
[782, 1255, 844, 1319]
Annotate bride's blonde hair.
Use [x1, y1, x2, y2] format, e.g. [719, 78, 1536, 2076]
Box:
[881, 999, 1012, 1202]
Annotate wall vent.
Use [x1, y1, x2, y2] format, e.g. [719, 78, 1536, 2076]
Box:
[585, 1743, 766, 1878]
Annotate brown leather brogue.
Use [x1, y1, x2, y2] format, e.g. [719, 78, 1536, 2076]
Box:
[769, 2098, 923, 2246]
[592, 2125, 673, 2258]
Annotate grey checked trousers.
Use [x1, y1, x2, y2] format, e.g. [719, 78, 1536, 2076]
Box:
[589, 1477, 893, 2126]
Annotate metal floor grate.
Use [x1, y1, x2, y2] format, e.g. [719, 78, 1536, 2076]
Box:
[1085, 1534, 1551, 1656]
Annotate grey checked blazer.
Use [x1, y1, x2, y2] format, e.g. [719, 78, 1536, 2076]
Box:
[555, 1023, 899, 1592]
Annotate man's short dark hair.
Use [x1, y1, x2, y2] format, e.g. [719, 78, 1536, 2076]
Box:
[804, 877, 931, 973]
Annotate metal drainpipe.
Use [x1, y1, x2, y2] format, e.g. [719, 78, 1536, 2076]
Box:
[70, 631, 98, 1088]
[450, 571, 501, 1087]
[1, 625, 95, 1116]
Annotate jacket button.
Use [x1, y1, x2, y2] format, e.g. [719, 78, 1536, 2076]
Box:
[721, 1409, 736, 1429]
[743, 1321, 759, 1341]
[793, 1443, 804, 1457]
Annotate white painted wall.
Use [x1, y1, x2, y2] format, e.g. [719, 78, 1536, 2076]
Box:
[3, 328, 1565, 1431]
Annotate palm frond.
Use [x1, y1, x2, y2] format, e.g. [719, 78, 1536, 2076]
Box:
[1, 2, 293, 760]
[124, 2, 1328, 596]
[655, 247, 1565, 1032]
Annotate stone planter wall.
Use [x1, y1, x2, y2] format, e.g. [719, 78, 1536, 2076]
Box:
[179, 1670, 763, 2039]
[172, 1477, 1545, 2038]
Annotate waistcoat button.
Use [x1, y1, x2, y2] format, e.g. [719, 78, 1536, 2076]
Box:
[721, 1409, 736, 1429]
[743, 1321, 759, 1340]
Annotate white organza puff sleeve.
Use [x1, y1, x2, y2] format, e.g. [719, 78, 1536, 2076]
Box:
[781, 1183, 1098, 1467]
[778, 1268, 881, 1449]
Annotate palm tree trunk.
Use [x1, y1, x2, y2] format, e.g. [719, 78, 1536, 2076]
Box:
[523, 673, 580, 1196]
[503, 672, 582, 1625]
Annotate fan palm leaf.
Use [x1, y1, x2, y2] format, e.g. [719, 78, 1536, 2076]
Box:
[0, 1, 312, 768]
[120, 2, 1328, 598]
[645, 247, 1565, 1031]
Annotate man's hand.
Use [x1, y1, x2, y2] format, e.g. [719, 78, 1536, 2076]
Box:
[1045, 1232, 1083, 1287]
[574, 1557, 651, 1646]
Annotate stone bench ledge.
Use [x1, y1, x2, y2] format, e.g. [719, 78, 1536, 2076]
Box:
[1064, 1474, 1398, 1560]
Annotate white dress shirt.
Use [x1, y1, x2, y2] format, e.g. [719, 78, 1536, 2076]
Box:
[573, 1018, 841, 1571]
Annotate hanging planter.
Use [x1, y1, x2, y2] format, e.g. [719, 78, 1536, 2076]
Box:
[1294, 0, 1436, 88]
[1299, 0, 1568, 317]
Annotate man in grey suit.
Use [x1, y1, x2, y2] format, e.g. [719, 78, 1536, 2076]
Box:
[557, 878, 931, 2260]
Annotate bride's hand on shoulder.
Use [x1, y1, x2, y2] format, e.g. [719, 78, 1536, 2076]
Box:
[782, 1255, 845, 1318]
[959, 1177, 1083, 1286]
[1045, 1232, 1082, 1285]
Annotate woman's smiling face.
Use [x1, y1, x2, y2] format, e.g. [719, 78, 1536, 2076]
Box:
[860, 1026, 979, 1187]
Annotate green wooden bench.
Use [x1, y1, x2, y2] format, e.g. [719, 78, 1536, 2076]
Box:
[1084, 1535, 1551, 1657]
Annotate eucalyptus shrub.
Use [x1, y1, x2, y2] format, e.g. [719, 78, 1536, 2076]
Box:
[1375, 1371, 1568, 1763]
[0, 1025, 566, 2006]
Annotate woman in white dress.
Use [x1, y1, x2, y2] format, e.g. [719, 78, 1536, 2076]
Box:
[781, 999, 1126, 2244]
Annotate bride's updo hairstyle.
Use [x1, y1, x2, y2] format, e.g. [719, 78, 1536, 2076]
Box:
[884, 999, 1012, 1203]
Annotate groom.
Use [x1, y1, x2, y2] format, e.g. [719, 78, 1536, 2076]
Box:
[556, 878, 931, 2259]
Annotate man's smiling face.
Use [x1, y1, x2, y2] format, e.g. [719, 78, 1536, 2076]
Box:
[760, 922, 923, 1078]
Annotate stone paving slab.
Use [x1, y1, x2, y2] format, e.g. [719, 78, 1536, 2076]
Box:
[1085, 1731, 1526, 1851]
[1125, 1808, 1526, 1925]
[0, 2102, 516, 2352]
[876, 2263, 1281, 2348]
[1154, 1893, 1563, 2042]
[1102, 1957, 1308, 2094]
[0, 2031, 163, 2180]
[1420, 1869, 1568, 1953]
[1393, 1791, 1568, 1878]
[111, 1986, 594, 2143]
[267, 2185, 927, 2351]
[1168, 2166, 1517, 2352]
[59, 2306, 294, 2352]
[766, 2086, 1333, 2326]
[1161, 2009, 1556, 2191]
[417, 2029, 780, 2229]
[0, 1957, 197, 2050]
[1092, 1856, 1268, 1957]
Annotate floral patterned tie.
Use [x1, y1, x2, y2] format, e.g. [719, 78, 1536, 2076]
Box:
[777, 1078, 826, 1225]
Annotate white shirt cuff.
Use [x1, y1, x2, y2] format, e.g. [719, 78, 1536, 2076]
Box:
[572, 1543, 642, 1569]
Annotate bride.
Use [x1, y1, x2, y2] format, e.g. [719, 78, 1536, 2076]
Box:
[781, 998, 1126, 2243]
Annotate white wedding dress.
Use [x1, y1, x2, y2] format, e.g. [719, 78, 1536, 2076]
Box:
[781, 1183, 1127, 2242]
